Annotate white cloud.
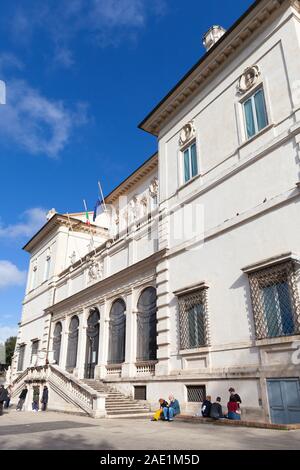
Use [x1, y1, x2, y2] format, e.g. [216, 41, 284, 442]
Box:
[0, 208, 47, 239]
[0, 325, 18, 344]
[0, 261, 26, 289]
[8, 0, 167, 65]
[0, 79, 87, 157]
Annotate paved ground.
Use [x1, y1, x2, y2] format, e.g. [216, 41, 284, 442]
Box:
[0, 410, 300, 450]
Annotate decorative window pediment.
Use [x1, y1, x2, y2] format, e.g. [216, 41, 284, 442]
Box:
[179, 121, 195, 147]
[238, 65, 260, 94]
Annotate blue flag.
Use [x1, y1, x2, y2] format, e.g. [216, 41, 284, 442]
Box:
[93, 198, 102, 222]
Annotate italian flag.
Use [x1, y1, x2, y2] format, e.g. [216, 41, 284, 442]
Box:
[85, 211, 91, 226]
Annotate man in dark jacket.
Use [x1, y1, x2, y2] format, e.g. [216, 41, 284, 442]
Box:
[210, 397, 223, 420]
[201, 395, 212, 417]
[0, 385, 8, 416]
[16, 386, 28, 411]
[41, 386, 49, 411]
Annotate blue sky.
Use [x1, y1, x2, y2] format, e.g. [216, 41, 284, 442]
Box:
[0, 0, 254, 342]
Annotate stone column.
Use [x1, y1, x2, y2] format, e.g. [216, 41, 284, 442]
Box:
[95, 301, 108, 380]
[76, 308, 88, 380]
[122, 289, 137, 378]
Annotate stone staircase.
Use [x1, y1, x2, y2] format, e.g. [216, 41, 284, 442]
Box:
[82, 379, 152, 418]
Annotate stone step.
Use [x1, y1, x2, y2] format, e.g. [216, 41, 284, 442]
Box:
[107, 409, 150, 415]
[107, 412, 153, 419]
[106, 404, 148, 410]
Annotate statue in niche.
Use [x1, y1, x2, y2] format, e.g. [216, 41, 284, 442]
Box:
[140, 195, 148, 217]
[130, 196, 139, 222]
[149, 178, 159, 198]
[88, 260, 103, 283]
[69, 251, 76, 265]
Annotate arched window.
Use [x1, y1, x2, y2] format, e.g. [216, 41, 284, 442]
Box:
[66, 316, 79, 372]
[137, 287, 157, 362]
[108, 299, 126, 364]
[53, 322, 62, 365]
[85, 308, 100, 379]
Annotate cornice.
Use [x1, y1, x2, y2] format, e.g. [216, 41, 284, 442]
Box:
[23, 214, 108, 253]
[105, 153, 158, 204]
[139, 0, 287, 136]
[45, 249, 167, 316]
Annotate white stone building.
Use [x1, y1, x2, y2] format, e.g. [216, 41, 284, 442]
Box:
[10, 0, 300, 424]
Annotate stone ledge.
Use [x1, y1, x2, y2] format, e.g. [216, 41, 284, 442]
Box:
[176, 415, 300, 431]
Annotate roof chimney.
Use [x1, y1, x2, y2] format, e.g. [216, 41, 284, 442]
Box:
[203, 25, 226, 51]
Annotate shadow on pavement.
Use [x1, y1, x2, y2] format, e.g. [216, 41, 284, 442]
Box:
[1, 431, 114, 450]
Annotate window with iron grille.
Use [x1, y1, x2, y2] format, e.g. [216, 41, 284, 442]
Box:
[248, 261, 300, 340]
[187, 385, 206, 402]
[134, 386, 147, 400]
[17, 344, 25, 371]
[177, 288, 209, 350]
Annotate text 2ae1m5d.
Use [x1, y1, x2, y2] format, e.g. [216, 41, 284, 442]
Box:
[143, 454, 200, 465]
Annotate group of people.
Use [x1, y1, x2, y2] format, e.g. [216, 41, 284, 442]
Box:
[0, 384, 49, 414]
[200, 388, 242, 421]
[151, 388, 242, 423]
[152, 394, 181, 422]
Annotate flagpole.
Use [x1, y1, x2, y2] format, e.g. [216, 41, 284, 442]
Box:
[83, 199, 97, 257]
[98, 181, 107, 213]
[66, 213, 83, 266]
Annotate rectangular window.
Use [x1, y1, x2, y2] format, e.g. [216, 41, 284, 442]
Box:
[177, 287, 209, 350]
[243, 88, 268, 139]
[134, 386, 147, 400]
[31, 340, 39, 364]
[183, 142, 198, 183]
[187, 385, 206, 403]
[248, 261, 300, 340]
[17, 344, 26, 371]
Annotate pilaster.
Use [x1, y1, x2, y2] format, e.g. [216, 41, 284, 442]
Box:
[155, 257, 172, 376]
[122, 289, 137, 378]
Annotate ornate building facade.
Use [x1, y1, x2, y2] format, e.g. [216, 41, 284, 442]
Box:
[10, 0, 300, 424]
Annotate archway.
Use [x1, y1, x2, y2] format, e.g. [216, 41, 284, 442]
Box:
[53, 322, 62, 365]
[66, 316, 79, 373]
[85, 308, 100, 379]
[108, 299, 126, 364]
[137, 287, 157, 362]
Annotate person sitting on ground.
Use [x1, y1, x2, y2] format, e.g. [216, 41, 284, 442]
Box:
[209, 397, 223, 420]
[16, 386, 28, 411]
[163, 394, 180, 422]
[227, 399, 241, 420]
[201, 395, 212, 418]
[152, 398, 168, 421]
[228, 387, 242, 406]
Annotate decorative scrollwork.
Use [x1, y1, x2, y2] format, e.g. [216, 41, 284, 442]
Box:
[179, 121, 195, 147]
[238, 65, 260, 93]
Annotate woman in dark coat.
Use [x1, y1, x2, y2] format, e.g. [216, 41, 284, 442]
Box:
[41, 386, 49, 411]
[0, 385, 8, 416]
